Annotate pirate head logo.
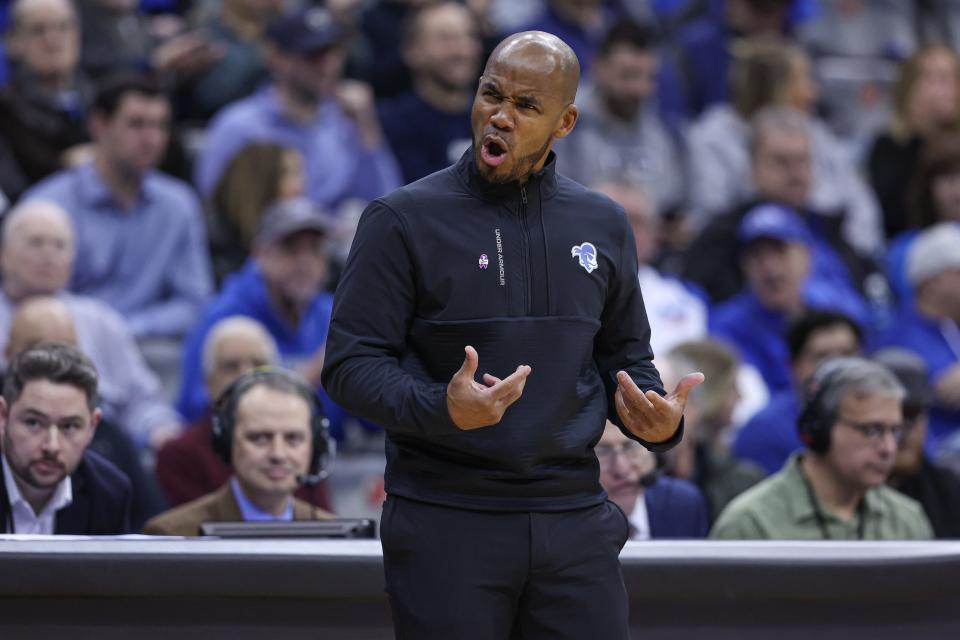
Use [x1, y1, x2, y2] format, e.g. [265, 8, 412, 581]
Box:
[571, 242, 598, 274]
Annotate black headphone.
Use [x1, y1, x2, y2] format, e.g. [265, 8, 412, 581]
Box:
[797, 365, 845, 454]
[210, 368, 334, 485]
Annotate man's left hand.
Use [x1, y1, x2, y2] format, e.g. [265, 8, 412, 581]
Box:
[614, 370, 704, 444]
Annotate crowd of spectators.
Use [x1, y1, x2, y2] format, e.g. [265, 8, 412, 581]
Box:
[2, 0, 960, 540]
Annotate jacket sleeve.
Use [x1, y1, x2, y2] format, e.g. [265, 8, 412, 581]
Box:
[593, 205, 683, 452]
[321, 200, 460, 437]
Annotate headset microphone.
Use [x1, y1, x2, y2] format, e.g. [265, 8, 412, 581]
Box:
[296, 434, 337, 487]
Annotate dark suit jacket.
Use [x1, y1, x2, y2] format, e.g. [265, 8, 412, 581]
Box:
[0, 449, 132, 534]
[143, 481, 334, 536]
[645, 475, 710, 539]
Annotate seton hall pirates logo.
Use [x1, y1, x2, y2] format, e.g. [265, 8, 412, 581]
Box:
[571, 242, 599, 273]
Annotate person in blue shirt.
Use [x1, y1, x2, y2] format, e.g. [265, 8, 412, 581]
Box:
[710, 203, 871, 397]
[880, 223, 960, 452]
[194, 5, 401, 213]
[733, 310, 863, 475]
[177, 197, 338, 425]
[22, 73, 213, 340]
[377, 1, 480, 185]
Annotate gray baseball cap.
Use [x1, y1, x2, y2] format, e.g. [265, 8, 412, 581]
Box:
[256, 197, 336, 246]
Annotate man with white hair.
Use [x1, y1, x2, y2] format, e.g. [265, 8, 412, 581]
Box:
[880, 222, 960, 451]
[155, 315, 331, 511]
[0, 199, 181, 450]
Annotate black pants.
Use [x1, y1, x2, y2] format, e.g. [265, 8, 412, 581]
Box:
[380, 495, 631, 639]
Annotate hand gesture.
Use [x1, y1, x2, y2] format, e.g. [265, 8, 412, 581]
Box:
[446, 346, 531, 430]
[615, 370, 704, 444]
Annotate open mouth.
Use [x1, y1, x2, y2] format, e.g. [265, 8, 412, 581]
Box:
[480, 136, 509, 167]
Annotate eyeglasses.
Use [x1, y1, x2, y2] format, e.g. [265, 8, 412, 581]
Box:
[595, 441, 646, 464]
[836, 417, 905, 444]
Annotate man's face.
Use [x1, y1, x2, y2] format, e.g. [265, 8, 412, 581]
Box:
[231, 385, 313, 500]
[276, 46, 346, 105]
[0, 210, 75, 298]
[256, 231, 330, 307]
[1, 380, 99, 494]
[931, 170, 960, 222]
[206, 332, 275, 402]
[825, 392, 902, 490]
[921, 268, 960, 322]
[792, 324, 861, 387]
[471, 46, 578, 184]
[741, 238, 809, 312]
[8, 0, 79, 80]
[93, 93, 171, 177]
[597, 422, 655, 515]
[594, 44, 657, 121]
[406, 3, 481, 93]
[751, 129, 812, 209]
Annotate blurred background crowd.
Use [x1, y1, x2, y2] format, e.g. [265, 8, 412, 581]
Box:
[2, 0, 960, 540]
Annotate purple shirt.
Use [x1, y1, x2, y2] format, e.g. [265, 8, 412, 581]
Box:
[23, 163, 213, 338]
[195, 86, 402, 210]
[230, 477, 293, 522]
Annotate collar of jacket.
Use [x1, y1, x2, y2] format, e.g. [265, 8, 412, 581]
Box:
[455, 146, 560, 203]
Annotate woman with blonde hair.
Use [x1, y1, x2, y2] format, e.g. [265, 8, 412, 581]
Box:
[208, 143, 305, 282]
[868, 45, 960, 239]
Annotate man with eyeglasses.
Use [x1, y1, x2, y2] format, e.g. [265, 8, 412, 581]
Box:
[711, 357, 932, 540]
[597, 421, 708, 539]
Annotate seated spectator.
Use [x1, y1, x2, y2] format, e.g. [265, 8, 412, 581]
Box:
[709, 205, 869, 396]
[174, 0, 284, 123]
[598, 420, 708, 539]
[208, 143, 305, 284]
[879, 348, 960, 539]
[594, 180, 705, 355]
[22, 73, 213, 341]
[711, 357, 932, 540]
[868, 45, 960, 240]
[880, 223, 960, 451]
[734, 310, 863, 475]
[683, 107, 875, 304]
[0, 0, 91, 201]
[144, 368, 334, 535]
[0, 200, 181, 449]
[157, 315, 331, 510]
[177, 198, 336, 423]
[659, 340, 765, 522]
[377, 1, 480, 185]
[0, 342, 131, 534]
[195, 5, 401, 213]
[555, 19, 685, 214]
[4, 297, 168, 529]
[687, 37, 882, 256]
[886, 133, 960, 307]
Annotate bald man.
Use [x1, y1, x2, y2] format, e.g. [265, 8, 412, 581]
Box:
[0, 200, 181, 450]
[323, 31, 701, 638]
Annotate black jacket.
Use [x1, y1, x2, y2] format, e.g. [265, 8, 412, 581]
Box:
[322, 150, 680, 511]
[1, 449, 132, 534]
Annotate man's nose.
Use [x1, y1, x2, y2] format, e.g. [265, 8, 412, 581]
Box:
[490, 106, 514, 131]
[42, 426, 61, 453]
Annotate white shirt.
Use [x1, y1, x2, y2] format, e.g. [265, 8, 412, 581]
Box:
[637, 266, 707, 356]
[2, 455, 72, 534]
[628, 496, 651, 541]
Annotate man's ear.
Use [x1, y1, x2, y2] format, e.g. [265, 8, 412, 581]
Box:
[88, 111, 106, 143]
[90, 408, 102, 433]
[0, 396, 8, 442]
[553, 104, 579, 140]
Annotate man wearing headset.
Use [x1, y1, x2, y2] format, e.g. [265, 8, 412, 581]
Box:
[711, 356, 932, 540]
[144, 369, 333, 535]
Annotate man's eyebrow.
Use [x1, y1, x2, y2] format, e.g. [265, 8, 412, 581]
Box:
[480, 80, 500, 92]
[515, 94, 542, 105]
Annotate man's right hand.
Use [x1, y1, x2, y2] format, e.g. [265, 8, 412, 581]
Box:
[446, 346, 531, 430]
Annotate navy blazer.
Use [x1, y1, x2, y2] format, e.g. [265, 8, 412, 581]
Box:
[645, 475, 710, 539]
[1, 449, 132, 534]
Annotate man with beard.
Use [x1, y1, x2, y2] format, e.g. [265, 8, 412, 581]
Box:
[712, 356, 932, 540]
[378, 1, 482, 184]
[0, 342, 131, 534]
[323, 31, 702, 638]
[195, 5, 401, 211]
[555, 19, 684, 213]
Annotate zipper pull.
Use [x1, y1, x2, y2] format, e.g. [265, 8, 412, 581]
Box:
[520, 185, 527, 205]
